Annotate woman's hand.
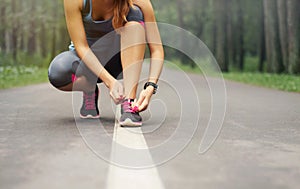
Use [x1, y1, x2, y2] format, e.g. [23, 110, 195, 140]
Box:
[136, 86, 154, 112]
[109, 79, 124, 104]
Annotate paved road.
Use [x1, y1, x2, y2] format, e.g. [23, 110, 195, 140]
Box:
[1, 68, 300, 189]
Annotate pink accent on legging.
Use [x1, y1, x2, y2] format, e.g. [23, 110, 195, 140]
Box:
[72, 74, 77, 83]
[139, 21, 145, 27]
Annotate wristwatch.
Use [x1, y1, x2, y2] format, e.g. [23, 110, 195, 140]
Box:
[144, 82, 158, 94]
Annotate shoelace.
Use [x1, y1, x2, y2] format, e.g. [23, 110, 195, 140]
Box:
[83, 92, 96, 110]
[122, 100, 139, 113]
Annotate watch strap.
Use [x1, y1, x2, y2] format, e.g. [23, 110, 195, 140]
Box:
[144, 82, 158, 94]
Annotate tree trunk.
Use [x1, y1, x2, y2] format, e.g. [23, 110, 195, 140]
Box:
[213, 0, 229, 72]
[19, 1, 26, 52]
[40, 22, 47, 58]
[11, 0, 18, 61]
[277, 0, 289, 72]
[287, 0, 300, 74]
[236, 0, 244, 71]
[50, 0, 58, 60]
[0, 3, 6, 53]
[27, 1, 37, 55]
[50, 26, 57, 61]
[58, 24, 70, 53]
[176, 0, 186, 65]
[211, 0, 217, 57]
[226, 0, 234, 65]
[263, 0, 284, 73]
[194, 0, 208, 39]
[258, 0, 266, 72]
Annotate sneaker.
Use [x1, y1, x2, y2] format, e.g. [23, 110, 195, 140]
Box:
[80, 86, 100, 119]
[119, 99, 142, 127]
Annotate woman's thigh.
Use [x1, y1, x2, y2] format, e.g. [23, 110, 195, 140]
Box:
[48, 49, 123, 88]
[48, 51, 80, 88]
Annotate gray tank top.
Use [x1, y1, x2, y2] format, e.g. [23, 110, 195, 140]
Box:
[69, 0, 115, 51]
[69, 0, 144, 51]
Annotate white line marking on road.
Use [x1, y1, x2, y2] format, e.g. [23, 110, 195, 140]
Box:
[105, 105, 165, 189]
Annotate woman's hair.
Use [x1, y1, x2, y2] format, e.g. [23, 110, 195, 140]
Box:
[112, 0, 133, 29]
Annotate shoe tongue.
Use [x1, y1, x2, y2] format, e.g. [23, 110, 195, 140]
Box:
[124, 98, 134, 103]
[84, 91, 95, 96]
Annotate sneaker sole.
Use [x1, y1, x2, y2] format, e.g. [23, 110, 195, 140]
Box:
[119, 118, 142, 127]
[80, 114, 100, 119]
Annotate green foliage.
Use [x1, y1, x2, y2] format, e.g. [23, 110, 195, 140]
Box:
[230, 56, 265, 72]
[165, 59, 202, 74]
[223, 72, 300, 92]
[225, 57, 300, 93]
[0, 0, 299, 90]
[243, 0, 262, 56]
[0, 52, 51, 68]
[0, 66, 48, 89]
[173, 55, 300, 92]
[0, 0, 68, 67]
[17, 53, 52, 68]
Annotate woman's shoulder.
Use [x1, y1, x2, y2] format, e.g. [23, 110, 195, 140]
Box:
[133, 0, 156, 21]
[133, 0, 152, 10]
[133, 0, 154, 15]
[64, 0, 84, 11]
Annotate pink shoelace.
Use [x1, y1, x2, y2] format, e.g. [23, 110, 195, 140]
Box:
[122, 100, 139, 113]
[83, 92, 96, 110]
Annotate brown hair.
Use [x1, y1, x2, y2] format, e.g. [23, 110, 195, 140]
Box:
[112, 0, 133, 29]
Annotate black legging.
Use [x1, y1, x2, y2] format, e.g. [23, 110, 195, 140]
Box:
[48, 38, 122, 88]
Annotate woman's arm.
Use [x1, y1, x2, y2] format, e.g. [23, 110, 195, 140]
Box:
[134, 0, 164, 83]
[134, 0, 164, 111]
[64, 0, 123, 103]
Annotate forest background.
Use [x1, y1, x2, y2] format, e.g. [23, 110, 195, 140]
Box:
[0, 0, 299, 91]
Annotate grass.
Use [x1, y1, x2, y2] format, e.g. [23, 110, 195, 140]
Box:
[223, 72, 300, 92]
[0, 66, 49, 89]
[165, 59, 202, 74]
[167, 56, 300, 93]
[224, 56, 300, 92]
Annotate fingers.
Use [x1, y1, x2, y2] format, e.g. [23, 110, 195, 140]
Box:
[138, 100, 148, 112]
[115, 81, 124, 103]
[110, 80, 124, 104]
[110, 91, 119, 104]
[137, 93, 145, 107]
[118, 82, 124, 98]
[137, 90, 149, 112]
[110, 93, 123, 104]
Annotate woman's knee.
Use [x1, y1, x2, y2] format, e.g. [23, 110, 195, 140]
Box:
[48, 51, 78, 88]
[122, 21, 146, 42]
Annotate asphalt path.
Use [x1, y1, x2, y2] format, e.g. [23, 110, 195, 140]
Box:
[1, 67, 300, 189]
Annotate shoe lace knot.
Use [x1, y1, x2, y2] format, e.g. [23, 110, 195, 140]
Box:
[122, 100, 139, 113]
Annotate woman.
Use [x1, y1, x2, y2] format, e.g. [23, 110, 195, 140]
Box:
[48, 0, 164, 127]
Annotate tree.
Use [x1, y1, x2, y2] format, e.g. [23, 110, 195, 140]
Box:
[213, 0, 229, 72]
[0, 1, 7, 53]
[235, 0, 244, 71]
[258, 0, 266, 72]
[27, 0, 37, 55]
[277, 0, 289, 71]
[227, 0, 236, 65]
[287, 0, 300, 74]
[11, 0, 18, 61]
[263, 0, 284, 73]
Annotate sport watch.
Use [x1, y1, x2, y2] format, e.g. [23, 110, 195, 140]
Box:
[144, 82, 158, 94]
